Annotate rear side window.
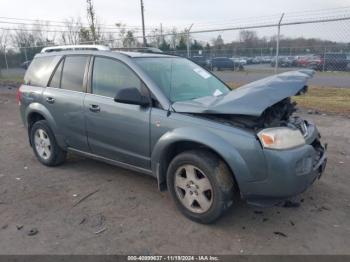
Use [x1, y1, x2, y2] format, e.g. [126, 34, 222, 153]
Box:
[92, 57, 142, 98]
[24, 56, 59, 87]
[61, 56, 89, 92]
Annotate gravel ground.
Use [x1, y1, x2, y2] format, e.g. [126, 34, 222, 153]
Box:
[0, 86, 350, 255]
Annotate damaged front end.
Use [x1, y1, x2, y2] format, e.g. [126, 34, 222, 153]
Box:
[200, 97, 302, 130]
[172, 69, 319, 141]
[172, 69, 327, 204]
[197, 82, 327, 185]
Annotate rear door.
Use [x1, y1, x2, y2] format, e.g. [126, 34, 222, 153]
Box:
[84, 56, 151, 169]
[43, 55, 91, 151]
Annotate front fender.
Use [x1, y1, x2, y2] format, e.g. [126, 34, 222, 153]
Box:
[151, 127, 252, 192]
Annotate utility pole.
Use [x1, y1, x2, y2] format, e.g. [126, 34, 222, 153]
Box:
[275, 13, 284, 74]
[187, 23, 194, 58]
[140, 0, 147, 47]
[160, 23, 163, 43]
[4, 45, 8, 71]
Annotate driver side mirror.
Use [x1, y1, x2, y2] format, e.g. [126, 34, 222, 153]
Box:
[114, 87, 150, 107]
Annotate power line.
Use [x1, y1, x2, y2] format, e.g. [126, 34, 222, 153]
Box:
[0, 16, 169, 30]
[173, 6, 350, 30]
[2, 14, 349, 38]
[1, 5, 349, 33]
[0, 27, 150, 35]
[0, 21, 158, 32]
[0, 20, 131, 29]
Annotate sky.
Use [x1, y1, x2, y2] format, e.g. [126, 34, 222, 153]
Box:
[2, 0, 350, 27]
[2, 0, 350, 43]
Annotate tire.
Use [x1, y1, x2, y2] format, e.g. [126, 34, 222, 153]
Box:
[30, 120, 66, 166]
[167, 150, 235, 224]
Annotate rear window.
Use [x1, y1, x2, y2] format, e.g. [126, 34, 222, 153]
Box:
[24, 56, 60, 87]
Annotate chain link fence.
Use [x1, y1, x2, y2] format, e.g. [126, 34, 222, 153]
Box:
[1, 10, 350, 85]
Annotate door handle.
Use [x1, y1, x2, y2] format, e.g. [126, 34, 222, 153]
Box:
[89, 104, 100, 112]
[46, 97, 55, 104]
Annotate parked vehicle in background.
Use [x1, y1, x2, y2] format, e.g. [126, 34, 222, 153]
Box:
[261, 56, 273, 63]
[270, 56, 296, 68]
[252, 57, 262, 64]
[18, 47, 327, 223]
[191, 56, 208, 68]
[296, 55, 314, 68]
[307, 53, 348, 71]
[239, 57, 248, 65]
[244, 57, 254, 65]
[209, 57, 236, 71]
[231, 57, 247, 66]
[20, 60, 32, 70]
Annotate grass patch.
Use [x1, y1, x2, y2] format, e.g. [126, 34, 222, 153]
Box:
[227, 82, 350, 115]
[0, 76, 23, 87]
[293, 86, 350, 115]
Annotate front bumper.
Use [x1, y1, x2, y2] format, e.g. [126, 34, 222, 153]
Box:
[243, 138, 327, 207]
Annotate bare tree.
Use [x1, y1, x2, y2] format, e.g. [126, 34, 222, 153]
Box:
[212, 35, 224, 48]
[0, 30, 8, 52]
[239, 30, 259, 47]
[0, 30, 9, 74]
[116, 23, 138, 48]
[148, 28, 161, 48]
[170, 28, 178, 50]
[11, 25, 48, 62]
[86, 0, 100, 42]
[61, 18, 83, 45]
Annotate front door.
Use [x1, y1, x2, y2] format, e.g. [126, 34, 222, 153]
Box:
[84, 56, 151, 169]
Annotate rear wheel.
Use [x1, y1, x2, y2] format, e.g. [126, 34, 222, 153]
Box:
[167, 150, 235, 223]
[30, 120, 66, 166]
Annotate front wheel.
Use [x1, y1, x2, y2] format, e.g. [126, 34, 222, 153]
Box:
[167, 150, 235, 223]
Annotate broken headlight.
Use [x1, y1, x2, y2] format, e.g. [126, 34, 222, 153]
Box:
[257, 127, 305, 149]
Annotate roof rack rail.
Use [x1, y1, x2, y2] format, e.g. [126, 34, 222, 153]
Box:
[41, 45, 110, 53]
[112, 47, 163, 54]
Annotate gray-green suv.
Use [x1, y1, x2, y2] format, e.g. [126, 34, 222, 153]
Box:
[18, 48, 327, 223]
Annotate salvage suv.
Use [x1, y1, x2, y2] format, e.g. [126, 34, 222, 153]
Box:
[18, 46, 327, 223]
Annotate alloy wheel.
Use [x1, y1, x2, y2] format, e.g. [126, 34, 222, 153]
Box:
[34, 128, 52, 160]
[174, 164, 213, 213]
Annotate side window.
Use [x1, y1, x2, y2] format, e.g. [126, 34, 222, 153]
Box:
[48, 59, 63, 88]
[92, 57, 142, 98]
[24, 56, 59, 87]
[61, 56, 89, 92]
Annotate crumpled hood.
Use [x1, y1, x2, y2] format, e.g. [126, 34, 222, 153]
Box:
[172, 69, 314, 117]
